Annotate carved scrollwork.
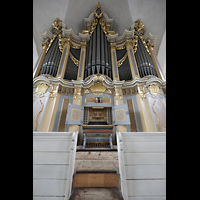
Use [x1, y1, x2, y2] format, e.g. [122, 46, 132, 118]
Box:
[34, 83, 49, 96]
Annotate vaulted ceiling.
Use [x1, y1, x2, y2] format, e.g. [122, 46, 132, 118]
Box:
[33, 0, 166, 56]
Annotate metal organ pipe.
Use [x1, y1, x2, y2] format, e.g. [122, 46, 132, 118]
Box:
[49, 37, 58, 75]
[104, 31, 109, 76]
[101, 27, 105, 75]
[39, 36, 62, 77]
[91, 27, 96, 75]
[84, 39, 90, 78]
[96, 23, 101, 74]
[52, 38, 61, 76]
[84, 20, 112, 80]
[46, 36, 56, 74]
[135, 37, 157, 78]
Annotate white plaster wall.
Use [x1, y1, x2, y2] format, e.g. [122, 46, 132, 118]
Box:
[33, 0, 70, 54]
[128, 0, 166, 55]
[157, 30, 166, 79]
[33, 37, 38, 69]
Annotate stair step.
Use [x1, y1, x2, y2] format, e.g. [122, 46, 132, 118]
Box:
[73, 172, 118, 188]
[77, 145, 117, 151]
[69, 187, 123, 200]
[75, 151, 119, 172]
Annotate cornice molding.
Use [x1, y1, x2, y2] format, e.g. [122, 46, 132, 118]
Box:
[40, 30, 54, 41]
[33, 75, 74, 88]
[107, 29, 134, 44]
[122, 76, 166, 89]
[84, 11, 113, 31]
[62, 28, 90, 43]
[33, 75, 166, 91]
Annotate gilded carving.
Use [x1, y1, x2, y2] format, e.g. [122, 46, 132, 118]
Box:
[59, 35, 71, 52]
[137, 85, 146, 100]
[52, 17, 62, 33]
[83, 88, 91, 94]
[117, 52, 128, 67]
[134, 19, 145, 35]
[73, 87, 82, 101]
[34, 83, 49, 96]
[114, 87, 123, 100]
[42, 39, 50, 50]
[49, 85, 59, 98]
[89, 82, 107, 95]
[139, 35, 150, 55]
[88, 18, 98, 36]
[69, 51, 79, 67]
[94, 2, 104, 18]
[147, 40, 154, 51]
[104, 88, 113, 95]
[132, 35, 138, 53]
[147, 84, 160, 96]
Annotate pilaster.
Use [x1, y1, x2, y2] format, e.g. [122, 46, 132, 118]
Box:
[39, 84, 60, 132]
[68, 85, 83, 133]
[113, 81, 127, 132]
[56, 38, 71, 78]
[125, 39, 140, 79]
[110, 43, 119, 81]
[135, 85, 156, 132]
[77, 42, 87, 81]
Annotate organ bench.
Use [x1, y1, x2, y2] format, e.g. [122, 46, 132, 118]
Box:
[82, 129, 113, 149]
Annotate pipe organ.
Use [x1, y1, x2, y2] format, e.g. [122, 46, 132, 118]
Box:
[33, 2, 166, 146]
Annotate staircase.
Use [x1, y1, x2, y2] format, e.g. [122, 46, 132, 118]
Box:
[69, 146, 123, 200]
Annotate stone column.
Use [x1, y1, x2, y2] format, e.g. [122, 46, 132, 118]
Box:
[33, 39, 49, 79]
[125, 39, 140, 79]
[56, 38, 71, 78]
[147, 41, 165, 81]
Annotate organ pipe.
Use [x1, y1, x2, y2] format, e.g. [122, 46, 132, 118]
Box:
[84, 20, 112, 79]
[135, 37, 157, 78]
[39, 36, 62, 77]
